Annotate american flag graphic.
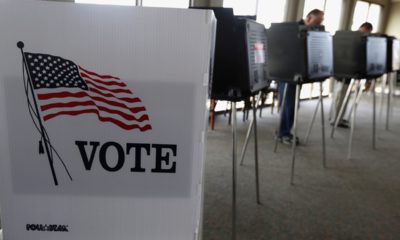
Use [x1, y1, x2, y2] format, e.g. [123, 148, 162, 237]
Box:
[24, 52, 152, 131]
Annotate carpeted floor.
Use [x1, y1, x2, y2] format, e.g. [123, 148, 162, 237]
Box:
[202, 93, 400, 240]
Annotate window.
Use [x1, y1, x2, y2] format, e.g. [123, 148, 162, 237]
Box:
[223, 0, 258, 16]
[351, 1, 382, 33]
[141, 0, 189, 8]
[256, 0, 287, 28]
[303, 0, 343, 33]
[75, 0, 135, 6]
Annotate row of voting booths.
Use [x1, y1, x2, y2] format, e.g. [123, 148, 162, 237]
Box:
[202, 7, 400, 240]
[0, 2, 398, 240]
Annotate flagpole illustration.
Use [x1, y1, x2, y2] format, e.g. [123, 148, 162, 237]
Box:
[17, 41, 59, 186]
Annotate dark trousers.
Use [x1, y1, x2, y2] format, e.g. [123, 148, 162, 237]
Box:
[278, 81, 297, 138]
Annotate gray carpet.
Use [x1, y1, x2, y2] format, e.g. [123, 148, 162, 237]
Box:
[202, 94, 400, 240]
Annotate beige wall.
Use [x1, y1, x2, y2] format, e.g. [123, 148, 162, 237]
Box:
[386, 2, 400, 38]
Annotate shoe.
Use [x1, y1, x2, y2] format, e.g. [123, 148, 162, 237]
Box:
[330, 120, 349, 128]
[279, 135, 300, 146]
[338, 120, 349, 128]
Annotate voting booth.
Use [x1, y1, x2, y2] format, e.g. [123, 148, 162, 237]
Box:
[0, 1, 215, 240]
[267, 22, 334, 83]
[268, 22, 332, 184]
[193, 7, 270, 101]
[332, 31, 388, 159]
[333, 31, 388, 79]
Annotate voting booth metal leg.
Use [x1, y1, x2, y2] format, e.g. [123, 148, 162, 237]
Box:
[350, 80, 366, 116]
[238, 92, 262, 204]
[319, 82, 327, 168]
[304, 90, 321, 144]
[379, 74, 387, 119]
[240, 119, 254, 166]
[290, 84, 301, 185]
[304, 82, 326, 166]
[372, 79, 377, 150]
[252, 95, 261, 205]
[347, 80, 363, 160]
[240, 92, 262, 165]
[386, 72, 394, 131]
[231, 102, 237, 240]
[328, 79, 337, 123]
[331, 79, 355, 138]
[274, 83, 288, 153]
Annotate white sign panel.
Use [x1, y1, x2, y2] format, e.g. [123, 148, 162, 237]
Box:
[392, 39, 400, 71]
[0, 1, 215, 240]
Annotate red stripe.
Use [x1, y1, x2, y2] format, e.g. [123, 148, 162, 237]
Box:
[81, 72, 127, 87]
[40, 101, 150, 122]
[38, 91, 146, 115]
[79, 66, 120, 80]
[89, 88, 141, 103]
[43, 109, 152, 131]
[86, 79, 132, 94]
[37, 90, 141, 104]
[38, 91, 88, 100]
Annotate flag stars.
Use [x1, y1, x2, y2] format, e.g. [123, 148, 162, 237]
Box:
[26, 53, 87, 90]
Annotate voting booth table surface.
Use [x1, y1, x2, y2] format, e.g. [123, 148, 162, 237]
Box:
[0, 2, 215, 240]
[332, 31, 389, 159]
[267, 22, 333, 184]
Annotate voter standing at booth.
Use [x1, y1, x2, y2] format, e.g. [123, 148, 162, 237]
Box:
[277, 9, 325, 145]
[330, 22, 374, 128]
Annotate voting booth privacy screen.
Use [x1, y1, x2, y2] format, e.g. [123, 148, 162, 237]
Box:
[387, 37, 400, 72]
[0, 1, 215, 240]
[267, 22, 333, 83]
[193, 7, 270, 101]
[333, 31, 388, 78]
